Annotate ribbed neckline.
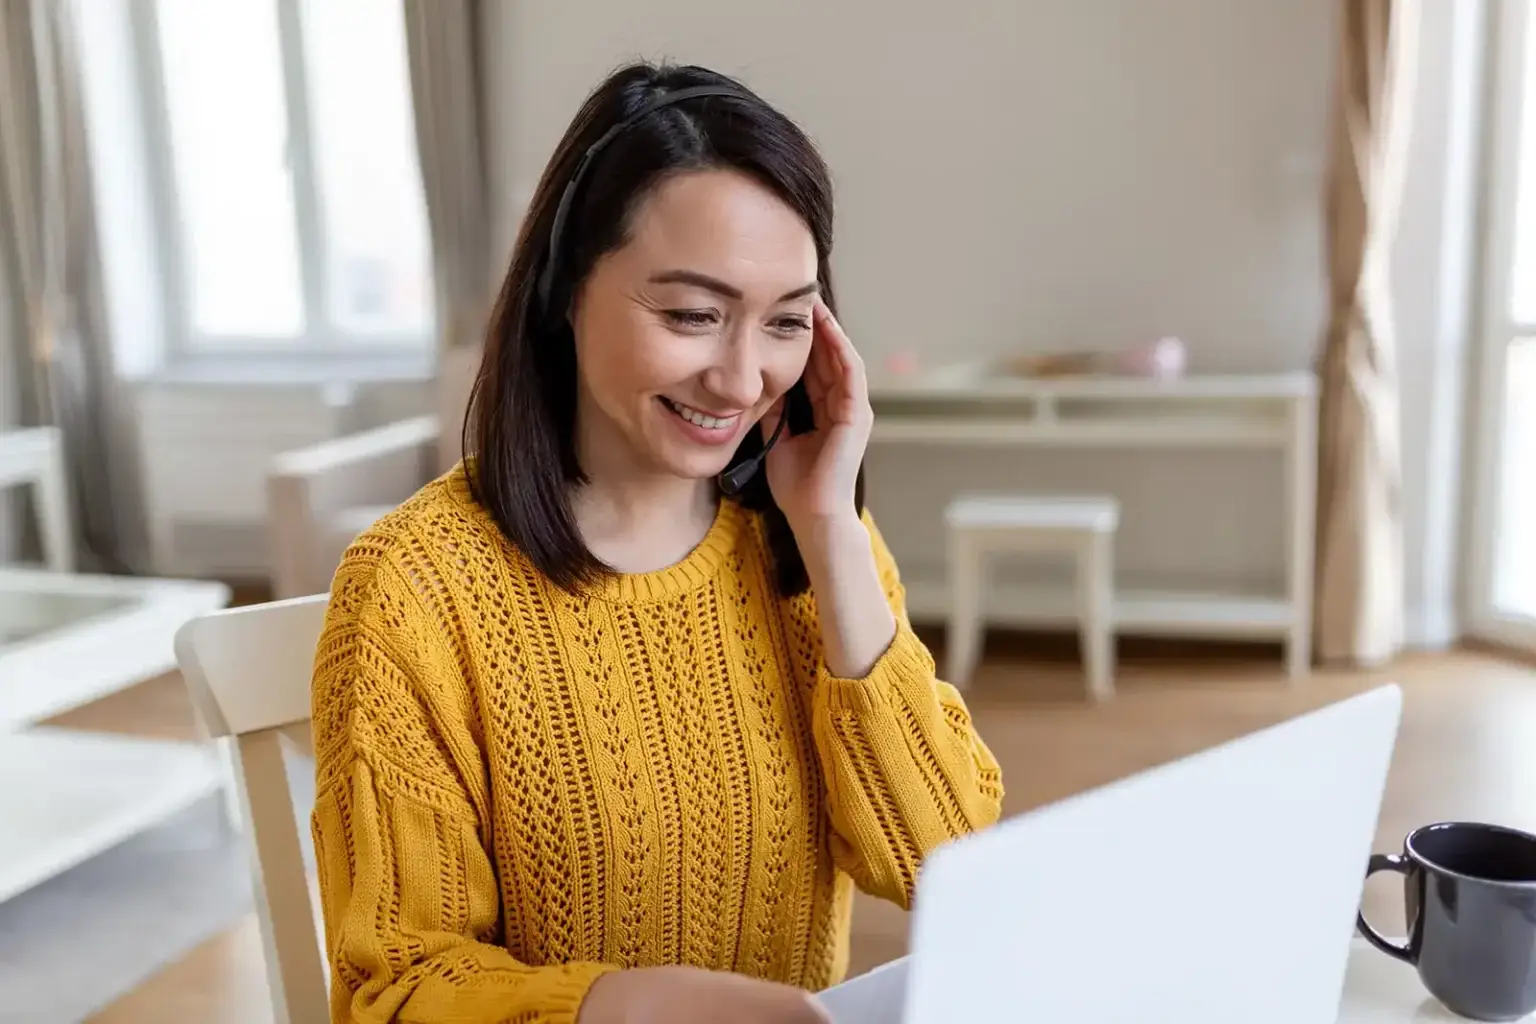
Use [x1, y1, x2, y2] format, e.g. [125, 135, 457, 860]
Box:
[447, 463, 748, 604]
[587, 496, 746, 603]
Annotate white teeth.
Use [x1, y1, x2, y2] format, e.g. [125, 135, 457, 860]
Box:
[667, 400, 738, 431]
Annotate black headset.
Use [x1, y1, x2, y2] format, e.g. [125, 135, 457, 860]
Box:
[536, 84, 791, 497]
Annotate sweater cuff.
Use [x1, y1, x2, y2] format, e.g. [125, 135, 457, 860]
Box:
[405, 959, 618, 1024]
[819, 619, 933, 699]
[543, 962, 622, 1024]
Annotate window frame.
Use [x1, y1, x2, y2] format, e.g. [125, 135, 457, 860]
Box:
[1467, 0, 1536, 652]
[126, 0, 432, 360]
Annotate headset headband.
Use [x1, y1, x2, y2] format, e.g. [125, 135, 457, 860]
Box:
[535, 85, 750, 317]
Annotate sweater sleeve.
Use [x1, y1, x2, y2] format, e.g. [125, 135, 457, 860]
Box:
[809, 511, 1005, 909]
[310, 550, 617, 1023]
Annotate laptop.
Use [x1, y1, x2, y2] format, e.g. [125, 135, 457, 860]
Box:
[816, 685, 1403, 1024]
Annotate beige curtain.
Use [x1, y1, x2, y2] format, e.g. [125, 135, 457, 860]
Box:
[1, 166, 27, 563]
[1312, 0, 1419, 665]
[403, 0, 493, 357]
[2, 160, 29, 428]
[0, 0, 144, 572]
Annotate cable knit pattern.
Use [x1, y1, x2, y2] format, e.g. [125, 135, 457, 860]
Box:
[310, 464, 1004, 1023]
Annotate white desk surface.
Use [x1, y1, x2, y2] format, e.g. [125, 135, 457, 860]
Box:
[1337, 937, 1526, 1022]
[817, 938, 1526, 1023]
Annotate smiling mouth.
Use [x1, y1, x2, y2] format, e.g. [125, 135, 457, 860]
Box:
[660, 397, 741, 431]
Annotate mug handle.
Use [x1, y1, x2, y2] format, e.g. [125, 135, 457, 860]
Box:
[1356, 853, 1415, 963]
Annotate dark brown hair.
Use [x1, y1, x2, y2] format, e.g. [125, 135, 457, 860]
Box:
[463, 60, 864, 596]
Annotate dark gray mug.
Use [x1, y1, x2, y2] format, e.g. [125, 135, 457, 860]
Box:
[1357, 822, 1536, 1021]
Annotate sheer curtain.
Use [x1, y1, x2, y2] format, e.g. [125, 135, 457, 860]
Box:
[402, 1, 493, 351]
[402, 0, 494, 473]
[0, 0, 144, 573]
[1312, 0, 1420, 665]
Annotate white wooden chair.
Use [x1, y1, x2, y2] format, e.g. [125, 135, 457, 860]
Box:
[267, 345, 481, 598]
[0, 426, 73, 571]
[175, 594, 332, 1024]
[945, 494, 1119, 700]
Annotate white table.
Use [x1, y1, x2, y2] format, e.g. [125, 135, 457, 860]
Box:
[868, 368, 1318, 677]
[0, 567, 231, 904]
[1342, 935, 1533, 1021]
[818, 938, 1522, 1022]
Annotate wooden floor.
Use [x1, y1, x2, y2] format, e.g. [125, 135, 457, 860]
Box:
[55, 639, 1536, 1023]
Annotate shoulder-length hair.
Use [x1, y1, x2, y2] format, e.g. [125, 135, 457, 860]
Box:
[462, 60, 865, 597]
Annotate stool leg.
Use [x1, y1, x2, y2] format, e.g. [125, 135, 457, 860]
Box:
[1078, 531, 1115, 701]
[947, 531, 984, 687]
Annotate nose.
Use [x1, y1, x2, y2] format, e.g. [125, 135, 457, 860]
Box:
[703, 334, 764, 411]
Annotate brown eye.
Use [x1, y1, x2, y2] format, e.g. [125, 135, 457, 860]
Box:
[772, 316, 811, 336]
[664, 309, 719, 329]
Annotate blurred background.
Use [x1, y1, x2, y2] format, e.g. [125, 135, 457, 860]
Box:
[1, 1, 1533, 1021]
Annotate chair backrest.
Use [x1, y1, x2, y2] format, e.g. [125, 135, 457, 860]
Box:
[175, 594, 331, 1024]
[0, 426, 74, 571]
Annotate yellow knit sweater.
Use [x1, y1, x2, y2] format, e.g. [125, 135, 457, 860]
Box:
[310, 465, 1004, 1023]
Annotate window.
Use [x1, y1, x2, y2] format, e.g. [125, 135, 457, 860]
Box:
[1493, 339, 1535, 623]
[137, 0, 433, 353]
[1470, 0, 1536, 651]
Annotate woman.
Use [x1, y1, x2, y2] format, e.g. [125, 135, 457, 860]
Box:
[311, 60, 1003, 1024]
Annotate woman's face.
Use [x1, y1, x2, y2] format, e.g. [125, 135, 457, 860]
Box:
[570, 168, 819, 483]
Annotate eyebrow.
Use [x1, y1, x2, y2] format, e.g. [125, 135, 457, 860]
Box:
[648, 269, 819, 304]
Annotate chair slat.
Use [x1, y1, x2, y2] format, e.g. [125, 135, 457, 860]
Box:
[175, 595, 332, 1024]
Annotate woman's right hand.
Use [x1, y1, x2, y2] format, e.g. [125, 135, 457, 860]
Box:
[578, 965, 833, 1024]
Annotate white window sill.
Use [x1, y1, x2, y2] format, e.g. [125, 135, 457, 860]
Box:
[134, 351, 437, 387]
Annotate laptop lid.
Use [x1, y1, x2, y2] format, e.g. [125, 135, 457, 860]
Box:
[902, 684, 1403, 1024]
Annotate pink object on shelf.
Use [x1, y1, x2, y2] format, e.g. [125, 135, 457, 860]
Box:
[1111, 336, 1187, 379]
[884, 350, 921, 376]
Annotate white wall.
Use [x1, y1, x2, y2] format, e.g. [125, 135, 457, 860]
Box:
[478, 0, 1487, 644]
[479, 1, 1327, 601]
[483, 0, 1334, 373]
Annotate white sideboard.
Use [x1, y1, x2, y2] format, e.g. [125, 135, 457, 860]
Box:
[867, 369, 1318, 677]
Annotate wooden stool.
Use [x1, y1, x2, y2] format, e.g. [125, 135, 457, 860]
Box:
[945, 494, 1119, 700]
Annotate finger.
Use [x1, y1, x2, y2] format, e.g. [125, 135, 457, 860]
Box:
[814, 300, 867, 401]
[810, 303, 848, 382]
[800, 326, 836, 398]
[803, 357, 856, 425]
[806, 334, 835, 395]
[814, 301, 862, 384]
